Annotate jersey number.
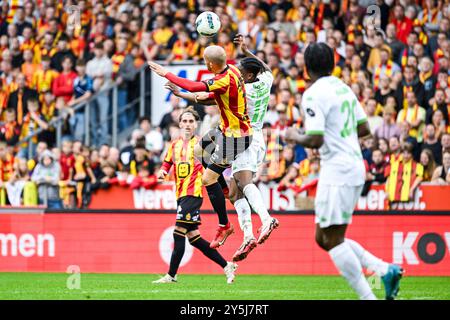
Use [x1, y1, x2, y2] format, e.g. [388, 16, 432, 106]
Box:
[340, 99, 357, 138]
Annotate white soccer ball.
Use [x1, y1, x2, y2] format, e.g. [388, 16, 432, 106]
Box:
[195, 11, 221, 37]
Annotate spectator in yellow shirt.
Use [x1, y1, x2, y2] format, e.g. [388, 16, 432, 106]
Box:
[152, 15, 173, 58]
[32, 55, 59, 93]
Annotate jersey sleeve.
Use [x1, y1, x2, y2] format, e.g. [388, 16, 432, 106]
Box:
[258, 71, 274, 88]
[302, 93, 326, 135]
[355, 100, 368, 125]
[203, 74, 229, 94]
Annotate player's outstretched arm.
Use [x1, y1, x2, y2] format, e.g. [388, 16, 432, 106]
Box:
[285, 127, 324, 149]
[233, 34, 271, 72]
[148, 61, 208, 92]
[165, 82, 216, 105]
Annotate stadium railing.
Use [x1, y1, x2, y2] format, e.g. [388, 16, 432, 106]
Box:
[16, 62, 152, 156]
[15, 60, 208, 157]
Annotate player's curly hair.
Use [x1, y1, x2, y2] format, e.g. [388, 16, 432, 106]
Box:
[179, 106, 200, 122]
[304, 42, 334, 78]
[240, 57, 264, 77]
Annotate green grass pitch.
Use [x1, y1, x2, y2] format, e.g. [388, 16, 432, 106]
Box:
[0, 273, 449, 300]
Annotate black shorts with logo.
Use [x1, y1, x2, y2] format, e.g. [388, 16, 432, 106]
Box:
[200, 127, 252, 174]
[175, 196, 202, 231]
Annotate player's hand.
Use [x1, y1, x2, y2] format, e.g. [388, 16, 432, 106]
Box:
[195, 92, 210, 101]
[164, 82, 180, 95]
[285, 127, 301, 144]
[233, 33, 248, 52]
[148, 61, 168, 77]
[156, 169, 167, 182]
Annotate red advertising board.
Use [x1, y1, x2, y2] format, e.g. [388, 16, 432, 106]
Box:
[0, 213, 449, 276]
[88, 183, 450, 211]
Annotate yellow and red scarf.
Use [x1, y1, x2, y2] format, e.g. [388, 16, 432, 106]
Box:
[374, 60, 393, 90]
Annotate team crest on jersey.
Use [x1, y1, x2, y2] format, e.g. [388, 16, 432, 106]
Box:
[306, 108, 315, 117]
[208, 79, 214, 85]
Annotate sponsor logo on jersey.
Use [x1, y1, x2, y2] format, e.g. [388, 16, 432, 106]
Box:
[306, 108, 315, 117]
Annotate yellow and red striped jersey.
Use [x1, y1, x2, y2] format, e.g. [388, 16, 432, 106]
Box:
[32, 69, 59, 93]
[161, 136, 203, 199]
[385, 159, 423, 202]
[203, 64, 252, 138]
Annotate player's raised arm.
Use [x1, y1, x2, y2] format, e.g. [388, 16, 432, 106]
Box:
[233, 34, 271, 72]
[148, 61, 208, 92]
[164, 82, 216, 106]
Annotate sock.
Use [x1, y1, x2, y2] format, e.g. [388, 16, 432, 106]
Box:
[243, 184, 271, 225]
[217, 174, 228, 191]
[168, 230, 186, 277]
[234, 198, 253, 240]
[346, 239, 389, 277]
[328, 242, 377, 300]
[206, 182, 228, 226]
[189, 235, 227, 268]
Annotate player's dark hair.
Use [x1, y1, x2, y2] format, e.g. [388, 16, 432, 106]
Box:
[240, 57, 264, 78]
[304, 42, 334, 79]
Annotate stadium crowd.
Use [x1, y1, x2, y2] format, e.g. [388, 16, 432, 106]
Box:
[0, 0, 449, 208]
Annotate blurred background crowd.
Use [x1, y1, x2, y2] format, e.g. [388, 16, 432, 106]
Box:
[0, 0, 449, 209]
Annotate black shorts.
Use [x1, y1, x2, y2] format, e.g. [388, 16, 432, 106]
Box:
[200, 127, 253, 174]
[175, 196, 202, 230]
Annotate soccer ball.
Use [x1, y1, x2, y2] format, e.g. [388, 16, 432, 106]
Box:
[195, 11, 221, 37]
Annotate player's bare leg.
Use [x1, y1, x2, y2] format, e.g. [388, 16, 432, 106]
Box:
[186, 229, 237, 284]
[202, 168, 234, 248]
[315, 224, 376, 299]
[234, 170, 279, 245]
[229, 178, 257, 262]
[315, 224, 403, 300]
